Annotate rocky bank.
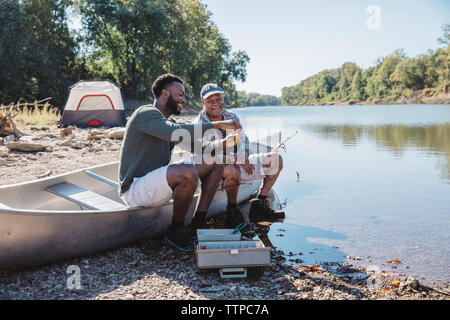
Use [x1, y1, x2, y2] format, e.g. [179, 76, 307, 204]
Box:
[0, 123, 448, 300]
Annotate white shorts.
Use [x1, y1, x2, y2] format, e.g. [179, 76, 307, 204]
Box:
[239, 153, 267, 182]
[120, 165, 172, 208]
[120, 156, 201, 208]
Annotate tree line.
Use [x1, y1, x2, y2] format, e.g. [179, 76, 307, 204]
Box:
[236, 91, 281, 107]
[0, 0, 249, 110]
[281, 24, 449, 106]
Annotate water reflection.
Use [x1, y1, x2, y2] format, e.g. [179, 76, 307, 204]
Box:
[248, 191, 348, 267]
[303, 123, 450, 181]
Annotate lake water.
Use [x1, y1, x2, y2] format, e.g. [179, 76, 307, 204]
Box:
[233, 105, 450, 285]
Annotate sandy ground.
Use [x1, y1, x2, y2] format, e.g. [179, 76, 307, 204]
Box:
[0, 120, 449, 300]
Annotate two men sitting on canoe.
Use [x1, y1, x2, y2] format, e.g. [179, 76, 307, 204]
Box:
[193, 83, 285, 227]
[118, 74, 241, 252]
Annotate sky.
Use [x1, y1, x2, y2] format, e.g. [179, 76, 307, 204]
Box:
[202, 0, 450, 96]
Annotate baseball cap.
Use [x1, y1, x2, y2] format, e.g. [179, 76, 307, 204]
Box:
[200, 83, 224, 99]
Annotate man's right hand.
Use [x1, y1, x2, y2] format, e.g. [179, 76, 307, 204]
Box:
[212, 119, 241, 131]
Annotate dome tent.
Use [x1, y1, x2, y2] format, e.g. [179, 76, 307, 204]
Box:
[60, 80, 126, 127]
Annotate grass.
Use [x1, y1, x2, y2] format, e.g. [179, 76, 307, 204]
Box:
[1, 101, 60, 127]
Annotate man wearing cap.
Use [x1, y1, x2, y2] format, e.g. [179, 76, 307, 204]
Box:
[193, 83, 285, 227]
[119, 75, 241, 252]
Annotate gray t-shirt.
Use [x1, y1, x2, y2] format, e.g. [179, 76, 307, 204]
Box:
[193, 108, 250, 157]
[118, 105, 214, 194]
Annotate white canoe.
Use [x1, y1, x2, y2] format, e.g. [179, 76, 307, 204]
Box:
[0, 137, 278, 270]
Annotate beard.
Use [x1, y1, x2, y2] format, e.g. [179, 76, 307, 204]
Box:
[166, 94, 181, 115]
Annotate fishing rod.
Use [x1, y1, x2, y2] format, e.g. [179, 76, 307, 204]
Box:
[271, 130, 298, 153]
[218, 130, 300, 190]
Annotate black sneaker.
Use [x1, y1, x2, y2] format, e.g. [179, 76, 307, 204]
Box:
[164, 226, 194, 252]
[249, 198, 285, 222]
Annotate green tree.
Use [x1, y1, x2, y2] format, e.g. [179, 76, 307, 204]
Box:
[390, 57, 426, 91]
[317, 71, 337, 99]
[281, 40, 448, 106]
[350, 70, 363, 101]
[0, 0, 79, 106]
[77, 0, 249, 107]
[366, 54, 402, 101]
[336, 62, 359, 100]
[435, 24, 450, 94]
[237, 92, 280, 106]
[434, 46, 450, 94]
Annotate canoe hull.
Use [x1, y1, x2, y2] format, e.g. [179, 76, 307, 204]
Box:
[0, 136, 278, 270]
[0, 163, 260, 271]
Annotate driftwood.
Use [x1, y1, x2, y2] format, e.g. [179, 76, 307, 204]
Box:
[0, 106, 24, 138]
[6, 142, 47, 152]
[88, 128, 125, 140]
[104, 128, 125, 139]
[0, 98, 53, 138]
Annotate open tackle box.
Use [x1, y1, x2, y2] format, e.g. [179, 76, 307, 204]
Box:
[195, 229, 271, 278]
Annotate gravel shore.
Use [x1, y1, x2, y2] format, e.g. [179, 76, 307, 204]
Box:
[0, 123, 449, 300]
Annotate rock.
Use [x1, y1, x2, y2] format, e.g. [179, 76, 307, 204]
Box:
[89, 130, 104, 136]
[60, 127, 73, 138]
[335, 266, 359, 275]
[405, 277, 420, 290]
[87, 135, 102, 141]
[59, 139, 74, 147]
[70, 143, 83, 149]
[273, 276, 286, 283]
[392, 280, 401, 287]
[199, 285, 226, 293]
[54, 284, 63, 290]
[36, 170, 52, 179]
[346, 256, 363, 261]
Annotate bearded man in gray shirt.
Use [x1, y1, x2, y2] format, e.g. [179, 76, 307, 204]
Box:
[119, 74, 240, 252]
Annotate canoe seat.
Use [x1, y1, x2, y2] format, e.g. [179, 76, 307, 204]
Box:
[46, 182, 126, 211]
[83, 170, 119, 188]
